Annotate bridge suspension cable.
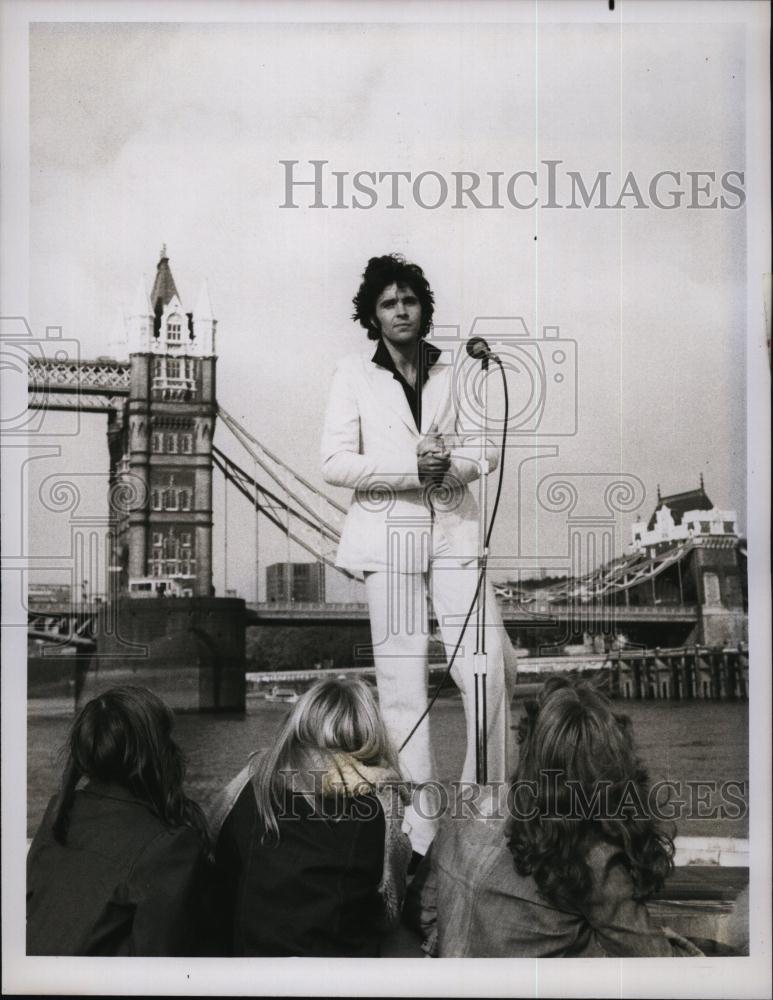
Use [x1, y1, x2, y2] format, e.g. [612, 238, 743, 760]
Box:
[492, 539, 695, 605]
[217, 405, 347, 526]
[211, 446, 357, 579]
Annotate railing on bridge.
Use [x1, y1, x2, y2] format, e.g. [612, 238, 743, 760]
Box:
[247, 601, 370, 623]
[251, 601, 369, 613]
[28, 358, 131, 412]
[247, 599, 700, 624]
[497, 600, 700, 621]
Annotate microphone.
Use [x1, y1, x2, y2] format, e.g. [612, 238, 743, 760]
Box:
[466, 336, 498, 363]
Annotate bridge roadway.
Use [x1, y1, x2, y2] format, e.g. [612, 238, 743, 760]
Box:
[28, 598, 699, 636]
[245, 600, 699, 627]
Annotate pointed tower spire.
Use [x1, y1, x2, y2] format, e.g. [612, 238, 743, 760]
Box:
[699, 472, 705, 491]
[656, 483, 661, 501]
[150, 247, 180, 313]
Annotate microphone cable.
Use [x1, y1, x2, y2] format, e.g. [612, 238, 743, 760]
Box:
[399, 355, 509, 753]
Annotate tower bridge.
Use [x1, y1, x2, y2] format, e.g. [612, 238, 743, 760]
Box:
[27, 250, 748, 710]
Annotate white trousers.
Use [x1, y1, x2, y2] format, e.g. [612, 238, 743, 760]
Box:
[364, 545, 517, 854]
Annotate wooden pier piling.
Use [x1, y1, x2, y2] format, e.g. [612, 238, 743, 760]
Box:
[613, 645, 747, 701]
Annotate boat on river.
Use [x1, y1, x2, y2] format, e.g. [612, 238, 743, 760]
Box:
[264, 684, 299, 704]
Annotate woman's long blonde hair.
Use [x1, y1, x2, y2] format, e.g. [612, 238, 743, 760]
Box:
[253, 677, 400, 843]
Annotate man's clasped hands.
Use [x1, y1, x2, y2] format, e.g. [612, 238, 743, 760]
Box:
[417, 422, 450, 486]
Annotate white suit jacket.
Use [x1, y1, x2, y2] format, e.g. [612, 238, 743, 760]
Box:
[320, 346, 498, 574]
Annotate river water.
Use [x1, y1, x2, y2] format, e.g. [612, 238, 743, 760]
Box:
[27, 694, 748, 840]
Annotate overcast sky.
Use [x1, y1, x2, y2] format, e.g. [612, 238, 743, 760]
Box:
[26, 17, 748, 600]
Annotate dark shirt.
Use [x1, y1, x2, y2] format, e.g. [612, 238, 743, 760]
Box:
[26, 782, 207, 956]
[371, 338, 440, 430]
[213, 782, 386, 957]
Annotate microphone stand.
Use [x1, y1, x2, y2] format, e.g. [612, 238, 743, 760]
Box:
[400, 339, 507, 780]
[474, 353, 491, 785]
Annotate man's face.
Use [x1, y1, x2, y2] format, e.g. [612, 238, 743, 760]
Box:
[372, 283, 422, 347]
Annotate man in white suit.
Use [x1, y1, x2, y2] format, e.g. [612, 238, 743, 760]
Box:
[321, 254, 515, 856]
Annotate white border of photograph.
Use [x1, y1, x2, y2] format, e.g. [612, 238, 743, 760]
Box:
[2, 0, 770, 996]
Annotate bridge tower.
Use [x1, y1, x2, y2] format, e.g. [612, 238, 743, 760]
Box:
[109, 248, 217, 597]
[91, 249, 245, 712]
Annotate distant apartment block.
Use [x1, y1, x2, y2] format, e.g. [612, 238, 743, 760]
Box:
[265, 562, 326, 603]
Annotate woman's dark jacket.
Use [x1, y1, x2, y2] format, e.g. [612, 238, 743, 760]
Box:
[26, 781, 207, 956]
[208, 753, 412, 957]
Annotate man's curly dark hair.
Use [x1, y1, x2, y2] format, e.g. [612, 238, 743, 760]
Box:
[506, 676, 675, 911]
[352, 254, 435, 340]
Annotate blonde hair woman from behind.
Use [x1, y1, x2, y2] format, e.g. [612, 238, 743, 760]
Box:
[208, 677, 412, 957]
